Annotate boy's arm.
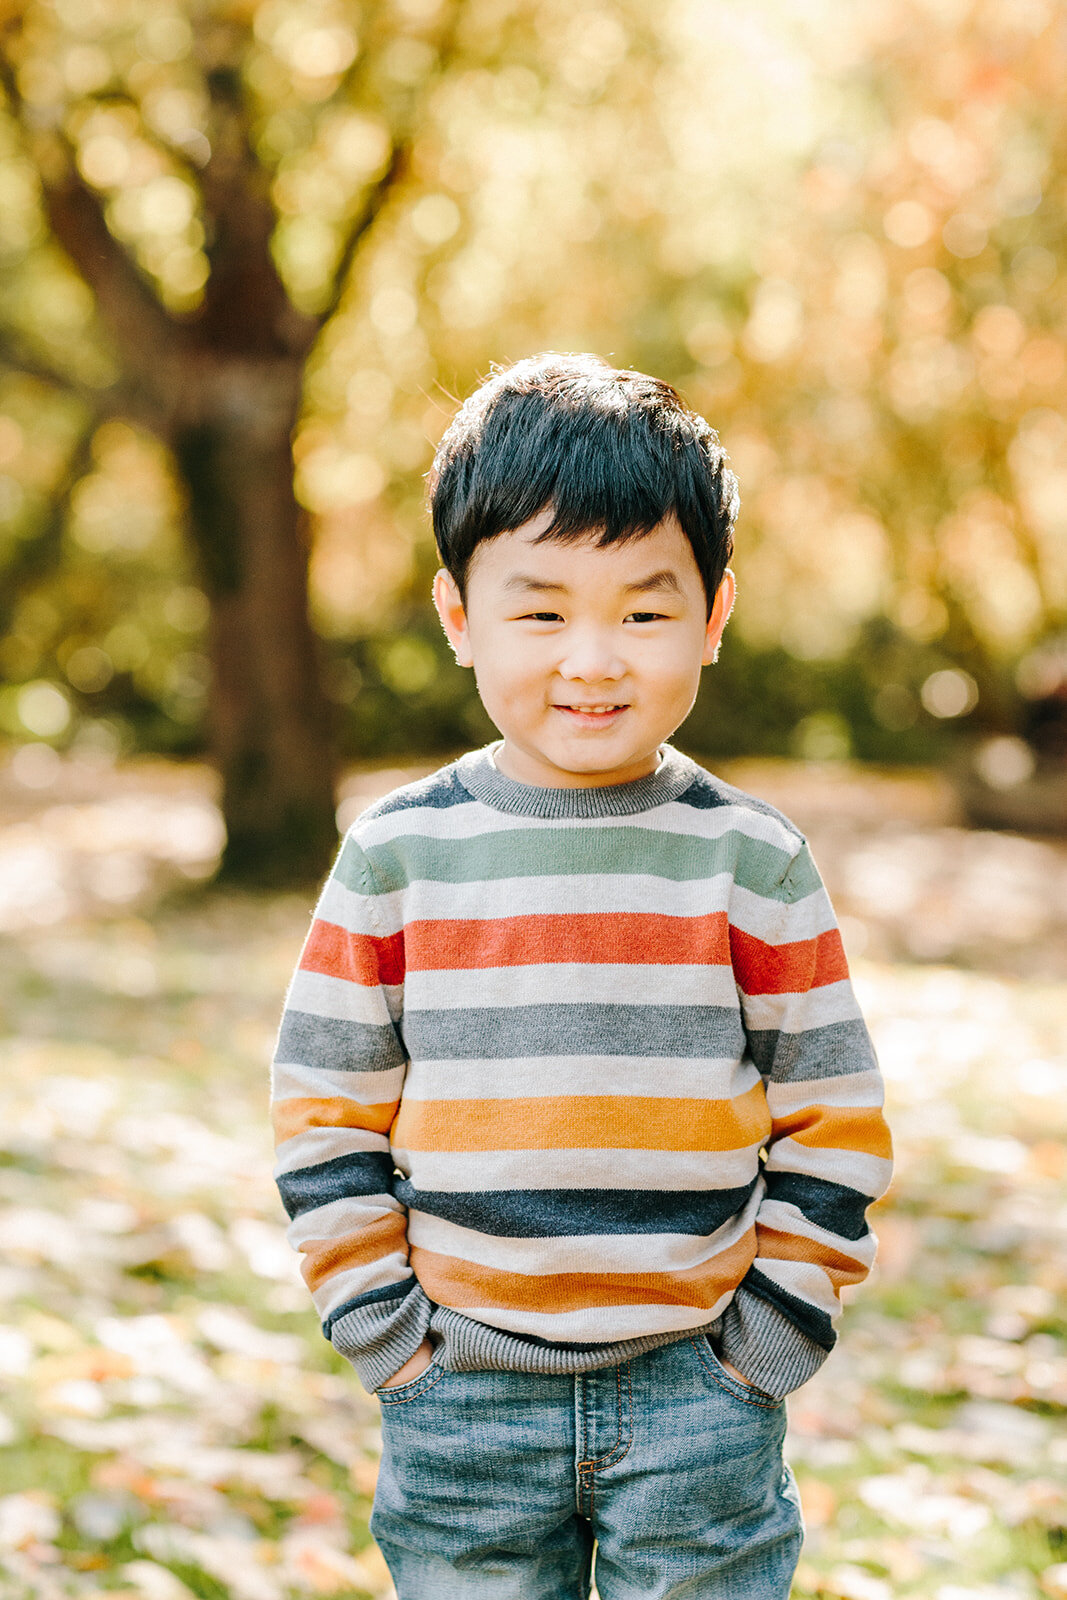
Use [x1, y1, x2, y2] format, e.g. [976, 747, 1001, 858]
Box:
[725, 837, 893, 1400]
[270, 830, 432, 1392]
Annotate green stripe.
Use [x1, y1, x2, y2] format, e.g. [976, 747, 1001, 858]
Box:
[356, 826, 801, 896]
[333, 834, 375, 894]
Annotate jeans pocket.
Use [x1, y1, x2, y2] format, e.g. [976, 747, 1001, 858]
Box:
[695, 1334, 783, 1409]
[376, 1352, 447, 1407]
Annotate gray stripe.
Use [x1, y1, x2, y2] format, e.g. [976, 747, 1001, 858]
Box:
[746, 1019, 879, 1082]
[401, 1004, 747, 1062]
[276, 1010, 406, 1074]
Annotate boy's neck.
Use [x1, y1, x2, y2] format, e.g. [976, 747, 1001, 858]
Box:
[460, 742, 693, 821]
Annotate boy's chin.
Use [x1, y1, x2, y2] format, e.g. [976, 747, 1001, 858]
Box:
[498, 737, 663, 788]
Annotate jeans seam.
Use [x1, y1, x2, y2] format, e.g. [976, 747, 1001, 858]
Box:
[576, 1360, 634, 1518]
[689, 1336, 781, 1410]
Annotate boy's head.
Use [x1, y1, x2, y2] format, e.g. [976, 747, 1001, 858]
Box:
[430, 353, 740, 790]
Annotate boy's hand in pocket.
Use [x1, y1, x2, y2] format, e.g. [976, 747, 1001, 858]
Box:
[380, 1339, 435, 1388]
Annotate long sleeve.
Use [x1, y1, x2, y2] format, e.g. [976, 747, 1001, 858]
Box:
[721, 838, 893, 1398]
[269, 831, 433, 1391]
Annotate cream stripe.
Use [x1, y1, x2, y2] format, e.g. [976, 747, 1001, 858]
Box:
[316, 875, 391, 932]
[272, 1126, 389, 1174]
[312, 1258, 414, 1321]
[357, 796, 800, 854]
[438, 1297, 734, 1341]
[286, 1194, 405, 1248]
[728, 882, 836, 942]
[765, 1068, 885, 1116]
[406, 1189, 760, 1275]
[331, 873, 747, 935]
[285, 968, 402, 1024]
[764, 1140, 893, 1198]
[750, 1256, 842, 1318]
[406, 963, 740, 1011]
[755, 1199, 879, 1262]
[742, 979, 863, 1033]
[402, 1056, 762, 1103]
[272, 1061, 406, 1108]
[321, 870, 839, 945]
[392, 1144, 763, 1192]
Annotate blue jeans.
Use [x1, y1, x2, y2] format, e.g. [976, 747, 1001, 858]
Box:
[371, 1334, 803, 1599]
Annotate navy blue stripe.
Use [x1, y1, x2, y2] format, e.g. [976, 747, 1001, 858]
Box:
[364, 768, 471, 817]
[743, 1266, 837, 1350]
[677, 774, 803, 841]
[276, 1010, 406, 1074]
[747, 1019, 878, 1081]
[277, 1152, 396, 1219]
[323, 1275, 418, 1336]
[396, 1181, 759, 1238]
[402, 1004, 746, 1062]
[764, 1171, 873, 1240]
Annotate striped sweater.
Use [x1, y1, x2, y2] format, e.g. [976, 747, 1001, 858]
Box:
[270, 743, 892, 1398]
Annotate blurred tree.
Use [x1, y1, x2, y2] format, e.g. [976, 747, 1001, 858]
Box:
[0, 0, 463, 881]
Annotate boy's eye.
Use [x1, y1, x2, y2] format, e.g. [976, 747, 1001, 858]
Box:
[626, 612, 666, 623]
[522, 611, 564, 623]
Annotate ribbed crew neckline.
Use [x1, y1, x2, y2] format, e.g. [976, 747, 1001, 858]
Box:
[456, 742, 698, 819]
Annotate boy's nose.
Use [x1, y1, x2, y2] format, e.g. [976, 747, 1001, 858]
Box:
[557, 632, 626, 685]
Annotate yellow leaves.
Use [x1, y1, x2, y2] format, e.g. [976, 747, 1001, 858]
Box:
[742, 279, 804, 364]
[884, 200, 935, 249]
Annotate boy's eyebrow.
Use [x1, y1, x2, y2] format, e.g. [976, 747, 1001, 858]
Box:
[623, 569, 684, 596]
[502, 574, 567, 593]
[501, 570, 684, 595]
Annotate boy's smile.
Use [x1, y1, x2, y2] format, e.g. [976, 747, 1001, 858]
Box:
[434, 511, 735, 789]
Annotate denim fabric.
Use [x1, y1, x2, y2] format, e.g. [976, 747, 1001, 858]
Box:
[371, 1334, 803, 1599]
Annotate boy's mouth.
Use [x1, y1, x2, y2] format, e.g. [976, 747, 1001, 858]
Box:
[553, 703, 628, 727]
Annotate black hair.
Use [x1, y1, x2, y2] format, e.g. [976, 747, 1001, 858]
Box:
[429, 352, 739, 615]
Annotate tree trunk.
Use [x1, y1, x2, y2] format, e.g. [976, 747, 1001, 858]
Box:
[175, 357, 337, 886]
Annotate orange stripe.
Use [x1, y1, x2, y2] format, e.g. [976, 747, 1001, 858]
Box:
[411, 1231, 756, 1313]
[300, 919, 405, 986]
[393, 1083, 770, 1153]
[730, 926, 848, 995]
[403, 912, 730, 971]
[773, 1104, 892, 1160]
[272, 1096, 398, 1143]
[756, 1226, 868, 1291]
[301, 1212, 408, 1291]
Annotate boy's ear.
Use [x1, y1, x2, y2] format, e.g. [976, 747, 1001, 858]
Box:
[433, 568, 474, 668]
[702, 569, 736, 666]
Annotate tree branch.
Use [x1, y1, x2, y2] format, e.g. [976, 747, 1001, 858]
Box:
[0, 29, 180, 431]
[315, 0, 467, 329]
[317, 140, 410, 328]
[0, 423, 97, 635]
[0, 329, 156, 426]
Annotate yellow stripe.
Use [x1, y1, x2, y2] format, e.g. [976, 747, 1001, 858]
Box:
[393, 1083, 770, 1153]
[272, 1096, 397, 1143]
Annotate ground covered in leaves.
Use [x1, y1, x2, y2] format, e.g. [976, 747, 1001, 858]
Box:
[0, 751, 1064, 1600]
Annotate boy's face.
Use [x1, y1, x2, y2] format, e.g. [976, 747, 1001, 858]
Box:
[433, 511, 735, 789]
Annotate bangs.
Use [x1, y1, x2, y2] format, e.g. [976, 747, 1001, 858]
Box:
[431, 354, 738, 609]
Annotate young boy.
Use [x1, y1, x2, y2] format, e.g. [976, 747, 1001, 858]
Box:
[270, 353, 892, 1599]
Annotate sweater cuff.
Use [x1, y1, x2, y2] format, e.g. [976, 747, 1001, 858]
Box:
[327, 1282, 434, 1392]
[718, 1284, 831, 1400]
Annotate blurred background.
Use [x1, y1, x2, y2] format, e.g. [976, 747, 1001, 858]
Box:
[0, 0, 1064, 881]
[0, 3, 1065, 1599]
